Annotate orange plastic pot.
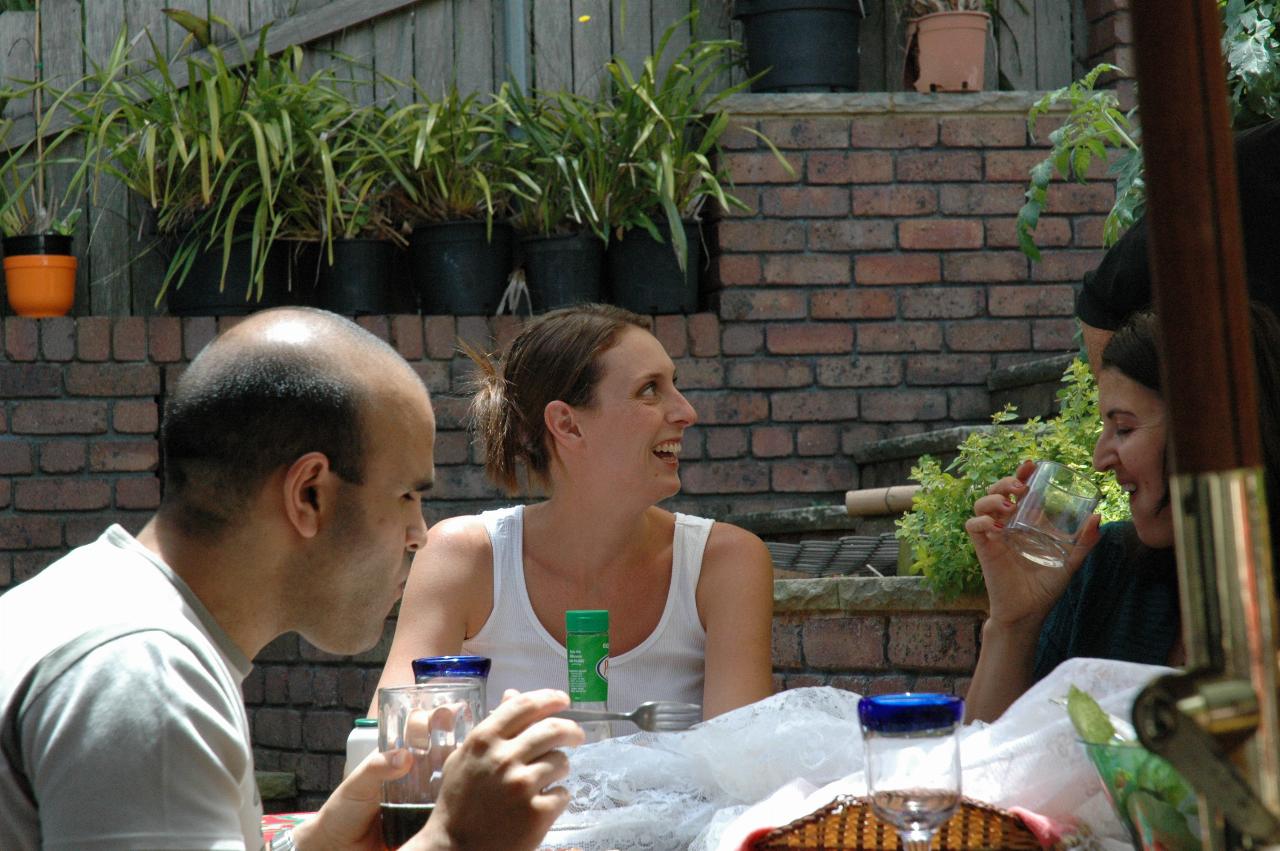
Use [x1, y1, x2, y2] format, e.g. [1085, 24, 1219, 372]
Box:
[908, 11, 990, 93]
[4, 253, 77, 317]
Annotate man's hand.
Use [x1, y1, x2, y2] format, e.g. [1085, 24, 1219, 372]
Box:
[293, 748, 415, 851]
[411, 689, 585, 851]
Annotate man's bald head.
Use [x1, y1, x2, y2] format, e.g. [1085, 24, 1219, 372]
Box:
[160, 308, 418, 538]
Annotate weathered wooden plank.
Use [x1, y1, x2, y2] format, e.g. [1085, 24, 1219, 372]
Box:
[997, 0, 1035, 90]
[454, 0, 496, 96]
[692, 0, 736, 94]
[571, 0, 610, 97]
[159, 0, 208, 59]
[1034, 0, 1071, 89]
[859, 0, 889, 91]
[885, 6, 908, 92]
[0, 12, 35, 119]
[650, 0, 690, 72]
[532, 0, 571, 93]
[373, 8, 416, 105]
[414, 0, 454, 99]
[211, 0, 254, 42]
[333, 21, 377, 105]
[500, 0, 530, 89]
[610, 0, 651, 81]
[1071, 0, 1088, 79]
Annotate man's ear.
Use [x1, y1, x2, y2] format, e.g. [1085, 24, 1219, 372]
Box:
[282, 452, 336, 539]
[544, 400, 581, 450]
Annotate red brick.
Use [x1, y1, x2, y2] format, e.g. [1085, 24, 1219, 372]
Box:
[1072, 216, 1108, 248]
[254, 708, 303, 749]
[720, 187, 760, 218]
[704, 427, 748, 459]
[896, 150, 982, 182]
[682, 391, 769, 424]
[772, 618, 803, 668]
[0, 364, 61, 397]
[763, 254, 850, 286]
[0, 481, 8, 511]
[117, 476, 161, 509]
[808, 220, 896, 251]
[429, 395, 471, 430]
[1045, 182, 1115, 214]
[900, 287, 984, 319]
[454, 317, 491, 354]
[761, 186, 850, 218]
[40, 318, 75, 361]
[986, 217, 1071, 249]
[688, 314, 720, 357]
[113, 400, 159, 434]
[76, 316, 111, 362]
[989, 284, 1076, 316]
[112, 317, 147, 361]
[0, 440, 33, 474]
[856, 321, 942, 353]
[939, 183, 1025, 215]
[90, 440, 159, 472]
[1090, 10, 1132, 54]
[888, 615, 978, 670]
[727, 359, 813, 388]
[182, 317, 217, 359]
[940, 115, 1027, 147]
[946, 320, 1032, 351]
[783, 673, 829, 690]
[807, 151, 894, 184]
[652, 316, 688, 358]
[811, 289, 896, 320]
[767, 324, 853, 355]
[906, 354, 993, 385]
[430, 465, 500, 500]
[802, 616, 886, 668]
[772, 458, 855, 492]
[771, 389, 859, 421]
[717, 221, 805, 253]
[355, 316, 391, 342]
[423, 316, 456, 359]
[1034, 318, 1078, 350]
[16, 479, 111, 511]
[722, 151, 798, 183]
[12, 401, 109, 434]
[855, 254, 940, 285]
[850, 116, 938, 148]
[491, 316, 523, 352]
[816, 355, 903, 387]
[719, 120, 760, 150]
[752, 427, 794, 458]
[673, 357, 723, 390]
[899, 219, 983, 250]
[680, 459, 771, 493]
[1032, 249, 1106, 282]
[432, 431, 472, 465]
[758, 117, 851, 149]
[796, 425, 839, 456]
[718, 255, 762, 286]
[722, 324, 764, 355]
[0, 516, 62, 549]
[720, 290, 807, 321]
[943, 251, 1028, 282]
[860, 389, 948, 422]
[5, 318, 37, 361]
[851, 186, 937, 216]
[65, 364, 161, 397]
[950, 386, 992, 419]
[40, 440, 87, 473]
[146, 317, 182, 363]
[385, 315, 423, 360]
[984, 150, 1053, 181]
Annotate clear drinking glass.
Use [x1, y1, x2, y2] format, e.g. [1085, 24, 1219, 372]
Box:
[1004, 460, 1100, 569]
[859, 693, 964, 851]
[378, 681, 482, 849]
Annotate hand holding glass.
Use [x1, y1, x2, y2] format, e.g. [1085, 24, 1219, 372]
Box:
[378, 682, 482, 849]
[859, 694, 964, 851]
[1004, 460, 1100, 569]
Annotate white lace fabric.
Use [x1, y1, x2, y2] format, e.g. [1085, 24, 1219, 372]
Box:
[538, 658, 1170, 851]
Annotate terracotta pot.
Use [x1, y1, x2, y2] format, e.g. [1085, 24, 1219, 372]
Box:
[908, 11, 990, 93]
[3, 235, 77, 317]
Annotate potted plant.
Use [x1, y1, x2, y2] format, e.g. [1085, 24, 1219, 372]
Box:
[897, 0, 994, 93]
[732, 0, 866, 92]
[384, 85, 515, 316]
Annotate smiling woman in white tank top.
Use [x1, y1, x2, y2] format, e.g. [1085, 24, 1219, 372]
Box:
[373, 304, 774, 725]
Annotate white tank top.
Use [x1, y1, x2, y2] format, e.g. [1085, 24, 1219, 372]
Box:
[462, 505, 710, 719]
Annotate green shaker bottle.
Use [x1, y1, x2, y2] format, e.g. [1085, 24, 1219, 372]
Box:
[566, 609, 609, 742]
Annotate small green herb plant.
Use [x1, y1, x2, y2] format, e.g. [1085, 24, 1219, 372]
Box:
[895, 360, 1130, 599]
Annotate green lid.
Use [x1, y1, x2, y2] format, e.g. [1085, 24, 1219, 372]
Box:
[354, 717, 378, 728]
[565, 609, 609, 633]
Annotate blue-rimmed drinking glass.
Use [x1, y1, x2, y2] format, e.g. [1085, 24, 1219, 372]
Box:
[413, 655, 491, 717]
[859, 693, 964, 851]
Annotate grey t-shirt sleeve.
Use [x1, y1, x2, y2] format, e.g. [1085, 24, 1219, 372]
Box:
[21, 630, 257, 851]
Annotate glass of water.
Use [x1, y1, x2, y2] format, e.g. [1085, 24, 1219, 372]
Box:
[859, 693, 964, 851]
[1004, 460, 1100, 569]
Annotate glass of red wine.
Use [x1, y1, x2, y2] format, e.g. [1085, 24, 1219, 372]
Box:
[377, 681, 482, 849]
[858, 693, 964, 851]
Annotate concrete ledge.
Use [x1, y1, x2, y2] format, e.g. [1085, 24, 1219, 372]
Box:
[774, 575, 987, 614]
[848, 425, 998, 465]
[722, 91, 1061, 117]
[726, 504, 858, 536]
[987, 352, 1076, 392]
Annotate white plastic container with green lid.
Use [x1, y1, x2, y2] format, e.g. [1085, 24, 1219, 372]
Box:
[343, 717, 379, 778]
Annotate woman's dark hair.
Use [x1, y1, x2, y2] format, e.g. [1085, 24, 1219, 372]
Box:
[466, 303, 649, 494]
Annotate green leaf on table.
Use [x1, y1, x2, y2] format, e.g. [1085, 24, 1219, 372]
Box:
[1068, 684, 1116, 744]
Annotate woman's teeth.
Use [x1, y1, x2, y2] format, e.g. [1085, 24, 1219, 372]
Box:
[654, 441, 682, 457]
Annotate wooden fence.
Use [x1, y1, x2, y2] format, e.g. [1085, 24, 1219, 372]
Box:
[0, 0, 1086, 316]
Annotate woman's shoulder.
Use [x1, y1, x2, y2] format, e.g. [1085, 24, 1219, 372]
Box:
[701, 518, 770, 567]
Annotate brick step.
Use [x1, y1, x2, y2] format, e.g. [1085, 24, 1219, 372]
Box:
[986, 352, 1077, 421]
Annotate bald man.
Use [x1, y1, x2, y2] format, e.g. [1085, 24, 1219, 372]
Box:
[0, 308, 583, 851]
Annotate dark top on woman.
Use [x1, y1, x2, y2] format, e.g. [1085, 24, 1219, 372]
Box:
[1032, 521, 1179, 682]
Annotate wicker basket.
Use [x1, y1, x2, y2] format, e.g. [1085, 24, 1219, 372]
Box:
[752, 795, 1056, 850]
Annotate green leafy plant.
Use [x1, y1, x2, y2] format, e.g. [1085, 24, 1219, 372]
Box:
[0, 82, 91, 237]
[895, 360, 1130, 599]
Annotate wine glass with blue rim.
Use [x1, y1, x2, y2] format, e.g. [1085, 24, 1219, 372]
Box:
[859, 693, 965, 851]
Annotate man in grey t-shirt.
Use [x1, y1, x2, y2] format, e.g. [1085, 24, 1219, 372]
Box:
[0, 308, 583, 851]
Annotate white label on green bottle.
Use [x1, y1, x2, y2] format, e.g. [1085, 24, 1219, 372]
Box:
[566, 632, 608, 703]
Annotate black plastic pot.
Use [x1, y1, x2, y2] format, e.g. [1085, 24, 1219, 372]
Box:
[165, 235, 293, 316]
[3, 233, 73, 256]
[520, 231, 605, 313]
[297, 238, 398, 316]
[606, 221, 703, 315]
[411, 220, 513, 315]
[733, 0, 864, 93]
